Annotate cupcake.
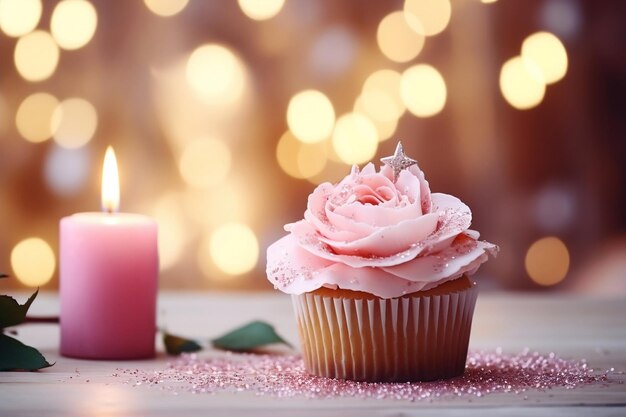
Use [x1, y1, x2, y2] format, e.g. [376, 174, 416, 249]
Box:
[266, 142, 498, 382]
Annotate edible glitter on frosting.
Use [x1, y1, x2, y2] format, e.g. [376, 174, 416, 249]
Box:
[115, 350, 616, 401]
[266, 149, 498, 298]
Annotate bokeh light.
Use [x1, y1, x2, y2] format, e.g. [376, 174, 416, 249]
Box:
[306, 158, 353, 186]
[362, 69, 406, 120]
[358, 70, 404, 141]
[532, 184, 576, 232]
[11, 237, 56, 287]
[144, 0, 189, 17]
[521, 31, 568, 85]
[332, 113, 378, 164]
[403, 0, 452, 36]
[499, 56, 546, 110]
[377, 11, 425, 63]
[358, 90, 400, 123]
[15, 92, 59, 143]
[370, 118, 397, 142]
[276, 131, 301, 178]
[276, 131, 327, 179]
[44, 145, 91, 196]
[400, 64, 447, 117]
[353, 93, 399, 142]
[183, 183, 249, 228]
[525, 236, 570, 286]
[297, 144, 328, 178]
[286, 90, 335, 144]
[50, 0, 98, 50]
[51, 98, 98, 149]
[308, 26, 358, 80]
[199, 223, 259, 277]
[0, 0, 42, 38]
[540, 0, 582, 40]
[150, 193, 188, 271]
[14, 30, 60, 82]
[178, 138, 232, 188]
[186, 44, 247, 104]
[238, 0, 285, 21]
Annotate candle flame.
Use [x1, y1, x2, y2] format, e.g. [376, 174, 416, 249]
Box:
[101, 146, 120, 213]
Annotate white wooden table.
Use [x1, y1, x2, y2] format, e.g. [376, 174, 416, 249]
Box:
[1, 291, 625, 417]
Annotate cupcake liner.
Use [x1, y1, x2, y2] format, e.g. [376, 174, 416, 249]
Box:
[291, 284, 478, 382]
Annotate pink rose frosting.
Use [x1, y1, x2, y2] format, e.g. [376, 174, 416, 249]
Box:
[266, 161, 498, 299]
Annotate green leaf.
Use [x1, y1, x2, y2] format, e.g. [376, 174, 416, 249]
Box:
[163, 333, 203, 355]
[0, 333, 53, 371]
[212, 320, 292, 352]
[0, 289, 38, 329]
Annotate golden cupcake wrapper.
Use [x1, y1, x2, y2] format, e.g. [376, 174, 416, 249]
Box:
[291, 284, 479, 382]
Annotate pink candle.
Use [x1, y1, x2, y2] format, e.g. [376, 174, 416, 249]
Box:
[60, 147, 158, 359]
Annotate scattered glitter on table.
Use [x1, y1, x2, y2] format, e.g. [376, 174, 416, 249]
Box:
[116, 349, 614, 401]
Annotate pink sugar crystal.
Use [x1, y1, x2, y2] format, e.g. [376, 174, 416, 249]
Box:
[116, 349, 613, 401]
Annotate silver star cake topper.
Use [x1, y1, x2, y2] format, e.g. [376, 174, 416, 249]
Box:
[380, 141, 417, 181]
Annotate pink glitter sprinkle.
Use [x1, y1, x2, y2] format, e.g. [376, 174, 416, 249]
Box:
[116, 349, 613, 401]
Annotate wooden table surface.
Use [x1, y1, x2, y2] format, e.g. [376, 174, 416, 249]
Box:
[1, 291, 625, 417]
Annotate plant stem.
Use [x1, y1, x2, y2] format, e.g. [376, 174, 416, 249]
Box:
[23, 316, 60, 324]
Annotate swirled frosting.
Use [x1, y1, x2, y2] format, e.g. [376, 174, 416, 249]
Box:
[266, 160, 498, 298]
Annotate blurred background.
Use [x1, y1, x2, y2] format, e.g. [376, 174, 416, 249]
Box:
[0, 0, 624, 295]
